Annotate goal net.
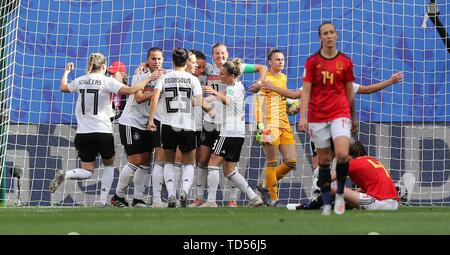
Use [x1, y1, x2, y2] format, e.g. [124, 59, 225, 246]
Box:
[2, 0, 449, 206]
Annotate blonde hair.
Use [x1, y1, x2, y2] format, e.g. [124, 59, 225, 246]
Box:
[223, 58, 241, 77]
[87, 53, 106, 73]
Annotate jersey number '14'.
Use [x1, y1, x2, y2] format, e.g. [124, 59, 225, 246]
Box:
[321, 71, 334, 85]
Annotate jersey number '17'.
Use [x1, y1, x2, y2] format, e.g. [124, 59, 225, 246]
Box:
[80, 89, 99, 115]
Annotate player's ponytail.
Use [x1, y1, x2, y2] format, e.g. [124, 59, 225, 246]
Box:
[223, 58, 241, 77]
[87, 53, 106, 73]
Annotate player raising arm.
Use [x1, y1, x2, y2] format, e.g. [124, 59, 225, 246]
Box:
[49, 53, 151, 202]
[262, 70, 404, 137]
[262, 72, 404, 99]
[263, 70, 403, 195]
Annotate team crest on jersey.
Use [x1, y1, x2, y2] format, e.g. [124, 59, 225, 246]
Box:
[133, 132, 140, 140]
[144, 81, 156, 92]
[144, 83, 155, 92]
[336, 61, 344, 71]
[200, 132, 206, 142]
[316, 63, 322, 69]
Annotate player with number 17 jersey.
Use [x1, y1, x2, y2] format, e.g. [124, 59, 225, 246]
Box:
[68, 73, 123, 134]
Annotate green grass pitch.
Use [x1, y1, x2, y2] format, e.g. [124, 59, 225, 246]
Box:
[1, 206, 450, 235]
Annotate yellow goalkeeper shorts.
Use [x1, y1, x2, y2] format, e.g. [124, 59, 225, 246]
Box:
[266, 127, 295, 145]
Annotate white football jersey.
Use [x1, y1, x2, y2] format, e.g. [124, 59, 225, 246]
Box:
[193, 75, 204, 131]
[203, 62, 247, 125]
[118, 66, 153, 130]
[154, 71, 202, 131]
[118, 67, 172, 130]
[220, 81, 246, 138]
[155, 69, 173, 121]
[198, 73, 208, 86]
[68, 73, 122, 134]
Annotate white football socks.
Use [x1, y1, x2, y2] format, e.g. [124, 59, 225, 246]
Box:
[116, 163, 138, 198]
[228, 166, 240, 201]
[133, 165, 149, 201]
[151, 161, 164, 203]
[100, 165, 115, 205]
[181, 164, 195, 195]
[173, 162, 183, 196]
[226, 170, 257, 200]
[194, 166, 208, 200]
[206, 166, 220, 202]
[163, 163, 175, 198]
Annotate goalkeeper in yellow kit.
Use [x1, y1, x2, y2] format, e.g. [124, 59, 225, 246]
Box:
[254, 48, 297, 206]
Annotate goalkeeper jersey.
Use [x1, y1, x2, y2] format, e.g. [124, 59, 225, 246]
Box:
[255, 71, 290, 129]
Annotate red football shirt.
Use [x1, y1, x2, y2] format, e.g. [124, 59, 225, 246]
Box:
[348, 156, 399, 201]
[303, 51, 354, 122]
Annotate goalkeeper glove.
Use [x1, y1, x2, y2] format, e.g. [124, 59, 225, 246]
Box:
[256, 123, 265, 145]
[256, 123, 273, 145]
